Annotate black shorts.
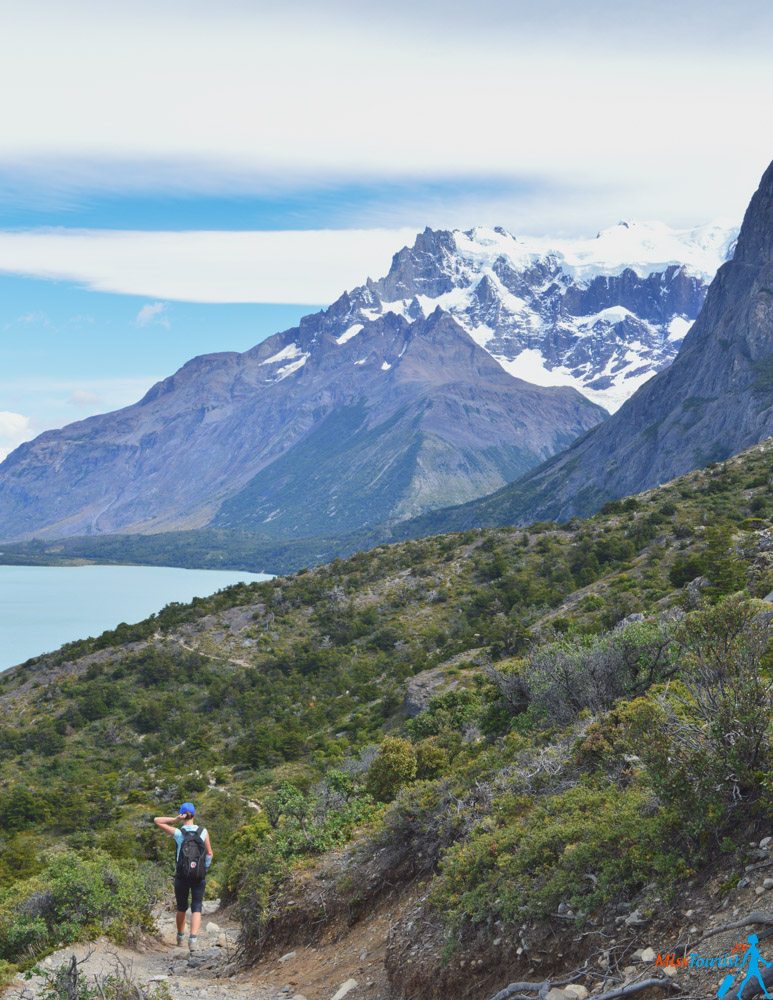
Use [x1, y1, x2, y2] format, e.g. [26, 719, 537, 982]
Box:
[174, 875, 206, 913]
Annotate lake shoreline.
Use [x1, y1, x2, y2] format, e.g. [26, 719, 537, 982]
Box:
[0, 564, 273, 673]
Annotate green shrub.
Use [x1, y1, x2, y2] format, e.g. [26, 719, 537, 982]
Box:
[232, 779, 378, 945]
[415, 738, 450, 780]
[0, 833, 45, 883]
[366, 737, 417, 802]
[0, 850, 161, 966]
[622, 596, 772, 841]
[407, 689, 483, 740]
[0, 960, 17, 991]
[432, 780, 686, 927]
[222, 811, 272, 896]
[514, 620, 677, 725]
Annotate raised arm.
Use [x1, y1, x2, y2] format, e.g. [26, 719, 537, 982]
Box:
[154, 814, 184, 836]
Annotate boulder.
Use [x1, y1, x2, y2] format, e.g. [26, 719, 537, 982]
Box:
[404, 667, 459, 717]
[624, 908, 649, 926]
[615, 613, 645, 630]
[331, 981, 359, 1000]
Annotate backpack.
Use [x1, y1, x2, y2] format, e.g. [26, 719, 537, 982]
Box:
[176, 827, 207, 882]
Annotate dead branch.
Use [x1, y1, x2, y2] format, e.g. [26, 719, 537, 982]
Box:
[488, 981, 551, 1000]
[489, 976, 680, 1000]
[65, 955, 78, 1000]
[744, 859, 773, 873]
[698, 910, 773, 943]
[591, 979, 682, 999]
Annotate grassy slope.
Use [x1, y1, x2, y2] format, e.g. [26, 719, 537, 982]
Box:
[0, 440, 771, 983]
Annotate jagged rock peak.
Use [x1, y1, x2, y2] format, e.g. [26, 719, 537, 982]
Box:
[346, 219, 737, 412]
[734, 159, 773, 265]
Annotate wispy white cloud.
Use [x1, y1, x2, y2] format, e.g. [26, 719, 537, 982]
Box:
[17, 310, 50, 325]
[136, 302, 169, 327]
[0, 4, 769, 226]
[0, 376, 160, 420]
[0, 228, 420, 304]
[67, 388, 103, 407]
[0, 411, 34, 461]
[3, 310, 51, 331]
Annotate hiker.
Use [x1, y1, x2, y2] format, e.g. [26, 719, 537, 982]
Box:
[154, 802, 214, 950]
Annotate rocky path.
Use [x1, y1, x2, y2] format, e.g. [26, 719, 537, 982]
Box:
[6, 900, 272, 1000]
[6, 895, 391, 1000]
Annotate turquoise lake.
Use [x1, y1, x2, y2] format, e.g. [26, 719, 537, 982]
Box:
[0, 564, 272, 672]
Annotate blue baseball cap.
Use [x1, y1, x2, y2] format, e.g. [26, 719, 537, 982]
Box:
[180, 802, 196, 815]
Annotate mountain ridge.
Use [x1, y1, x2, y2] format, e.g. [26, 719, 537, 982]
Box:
[400, 160, 773, 535]
[0, 307, 603, 542]
[0, 218, 734, 545]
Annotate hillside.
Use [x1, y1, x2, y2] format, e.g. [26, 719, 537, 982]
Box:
[1, 439, 771, 999]
[0, 221, 732, 548]
[0, 310, 602, 544]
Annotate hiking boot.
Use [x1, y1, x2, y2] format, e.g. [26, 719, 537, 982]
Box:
[188, 935, 198, 952]
[176, 932, 185, 947]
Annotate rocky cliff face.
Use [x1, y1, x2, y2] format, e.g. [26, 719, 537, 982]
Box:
[407, 161, 773, 533]
[0, 218, 734, 544]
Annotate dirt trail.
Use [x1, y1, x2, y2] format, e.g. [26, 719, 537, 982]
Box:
[175, 638, 252, 670]
[5, 894, 395, 1000]
[6, 901, 259, 1000]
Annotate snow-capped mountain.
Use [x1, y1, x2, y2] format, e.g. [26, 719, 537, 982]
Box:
[402, 160, 773, 535]
[304, 221, 736, 413]
[0, 219, 736, 545]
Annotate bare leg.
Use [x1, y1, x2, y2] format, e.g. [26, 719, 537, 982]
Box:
[190, 912, 202, 936]
[176, 911, 186, 933]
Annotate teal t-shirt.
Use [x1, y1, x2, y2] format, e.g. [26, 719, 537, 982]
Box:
[174, 824, 211, 868]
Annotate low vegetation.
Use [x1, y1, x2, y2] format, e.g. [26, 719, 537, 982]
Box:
[0, 442, 771, 976]
[0, 851, 162, 974]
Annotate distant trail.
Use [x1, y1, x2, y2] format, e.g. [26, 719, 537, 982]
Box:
[175, 638, 252, 670]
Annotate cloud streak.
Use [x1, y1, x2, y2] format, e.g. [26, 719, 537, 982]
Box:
[0, 4, 770, 226]
[136, 302, 169, 327]
[67, 389, 103, 407]
[0, 228, 420, 304]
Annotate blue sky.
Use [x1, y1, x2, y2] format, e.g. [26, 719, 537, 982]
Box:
[0, 275, 312, 435]
[1, 0, 772, 457]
